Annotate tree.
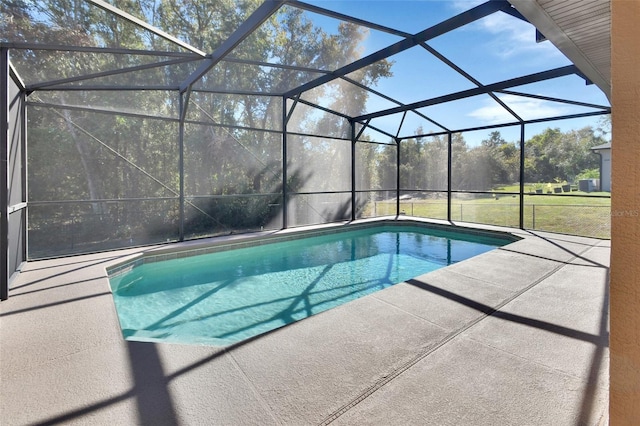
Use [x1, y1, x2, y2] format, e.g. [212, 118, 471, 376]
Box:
[466, 131, 520, 189]
[377, 142, 398, 191]
[525, 126, 605, 183]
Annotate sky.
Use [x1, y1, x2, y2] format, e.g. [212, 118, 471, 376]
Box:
[302, 0, 611, 145]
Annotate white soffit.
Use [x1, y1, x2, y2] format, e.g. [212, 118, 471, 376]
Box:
[509, 0, 611, 100]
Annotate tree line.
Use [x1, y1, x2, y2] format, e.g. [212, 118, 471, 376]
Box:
[363, 126, 608, 194]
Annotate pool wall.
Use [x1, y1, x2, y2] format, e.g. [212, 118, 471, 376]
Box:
[106, 218, 520, 285]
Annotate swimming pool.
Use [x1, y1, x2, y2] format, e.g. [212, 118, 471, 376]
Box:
[108, 223, 515, 346]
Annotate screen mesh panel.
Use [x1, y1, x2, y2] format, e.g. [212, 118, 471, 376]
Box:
[287, 192, 351, 227]
[287, 135, 350, 193]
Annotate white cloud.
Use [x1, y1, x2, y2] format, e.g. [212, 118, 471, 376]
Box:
[449, 1, 565, 61]
[468, 94, 570, 123]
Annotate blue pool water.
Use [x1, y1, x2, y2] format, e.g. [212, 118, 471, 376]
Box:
[109, 225, 512, 346]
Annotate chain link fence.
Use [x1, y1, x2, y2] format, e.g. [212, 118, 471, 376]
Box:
[524, 204, 610, 239]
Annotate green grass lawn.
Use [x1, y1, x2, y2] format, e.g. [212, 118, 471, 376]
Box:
[365, 188, 611, 239]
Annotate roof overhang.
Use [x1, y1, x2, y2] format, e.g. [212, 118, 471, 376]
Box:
[508, 0, 611, 101]
[591, 142, 612, 151]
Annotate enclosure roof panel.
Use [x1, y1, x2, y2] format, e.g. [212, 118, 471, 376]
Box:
[499, 74, 610, 108]
[357, 46, 479, 105]
[193, 59, 329, 94]
[427, 8, 573, 84]
[482, 92, 606, 123]
[1, 0, 195, 54]
[10, 50, 202, 90]
[231, 3, 405, 70]
[300, 0, 467, 36]
[366, 110, 451, 140]
[299, 77, 399, 119]
[31, 90, 180, 119]
[414, 93, 518, 132]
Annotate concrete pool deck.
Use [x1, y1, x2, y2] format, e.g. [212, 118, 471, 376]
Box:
[1, 219, 609, 425]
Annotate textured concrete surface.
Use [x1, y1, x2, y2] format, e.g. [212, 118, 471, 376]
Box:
[0, 220, 609, 425]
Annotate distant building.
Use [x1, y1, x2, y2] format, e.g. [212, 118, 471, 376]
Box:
[590, 142, 611, 192]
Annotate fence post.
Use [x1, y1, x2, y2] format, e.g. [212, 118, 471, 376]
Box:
[532, 204, 536, 229]
[71, 216, 76, 250]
